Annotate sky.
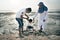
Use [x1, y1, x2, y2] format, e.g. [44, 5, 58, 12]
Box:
[0, 0, 60, 12]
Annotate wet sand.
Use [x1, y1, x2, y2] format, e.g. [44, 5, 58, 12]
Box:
[0, 12, 60, 40]
[0, 31, 60, 40]
[0, 34, 60, 40]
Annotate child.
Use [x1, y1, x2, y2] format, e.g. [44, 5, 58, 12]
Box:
[16, 8, 32, 38]
[26, 19, 35, 33]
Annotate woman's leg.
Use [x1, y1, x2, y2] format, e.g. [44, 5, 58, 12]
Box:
[38, 14, 43, 32]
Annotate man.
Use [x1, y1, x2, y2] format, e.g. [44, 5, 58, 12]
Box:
[16, 8, 32, 38]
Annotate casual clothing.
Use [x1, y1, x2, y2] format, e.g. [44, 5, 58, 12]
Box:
[16, 9, 26, 18]
[27, 22, 33, 29]
[16, 8, 26, 27]
[38, 11, 48, 31]
[27, 26, 33, 30]
[16, 18, 23, 28]
[33, 5, 48, 31]
[26, 20, 34, 31]
[38, 6, 48, 13]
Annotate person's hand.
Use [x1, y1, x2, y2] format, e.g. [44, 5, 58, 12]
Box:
[33, 18, 34, 21]
[43, 19, 46, 22]
[33, 18, 35, 23]
[26, 17, 29, 20]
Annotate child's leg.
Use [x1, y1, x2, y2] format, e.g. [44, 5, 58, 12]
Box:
[26, 26, 29, 31]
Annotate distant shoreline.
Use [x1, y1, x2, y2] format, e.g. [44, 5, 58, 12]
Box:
[0, 11, 60, 14]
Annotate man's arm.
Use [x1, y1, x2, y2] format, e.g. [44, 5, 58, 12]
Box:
[21, 15, 27, 19]
[20, 12, 28, 19]
[25, 14, 29, 19]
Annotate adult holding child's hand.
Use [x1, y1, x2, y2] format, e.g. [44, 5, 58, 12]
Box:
[33, 2, 48, 32]
[16, 8, 32, 38]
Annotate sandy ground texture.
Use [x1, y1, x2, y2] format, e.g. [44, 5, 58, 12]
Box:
[0, 13, 60, 40]
[0, 31, 60, 40]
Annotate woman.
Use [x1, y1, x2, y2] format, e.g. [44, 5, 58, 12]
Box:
[33, 2, 48, 32]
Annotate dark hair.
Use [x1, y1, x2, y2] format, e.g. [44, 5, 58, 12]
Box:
[28, 19, 32, 22]
[26, 8, 32, 12]
[38, 2, 44, 6]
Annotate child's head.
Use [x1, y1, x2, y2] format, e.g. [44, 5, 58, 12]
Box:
[28, 19, 32, 23]
[26, 8, 32, 13]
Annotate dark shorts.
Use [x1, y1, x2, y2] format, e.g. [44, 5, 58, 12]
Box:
[16, 18, 23, 28]
[27, 26, 33, 29]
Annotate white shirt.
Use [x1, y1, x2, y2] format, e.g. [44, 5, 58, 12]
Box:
[33, 11, 48, 20]
[16, 8, 26, 18]
[28, 22, 33, 26]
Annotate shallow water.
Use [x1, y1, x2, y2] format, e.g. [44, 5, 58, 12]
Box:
[0, 12, 60, 35]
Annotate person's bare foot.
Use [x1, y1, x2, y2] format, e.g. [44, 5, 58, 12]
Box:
[39, 25, 43, 32]
[19, 34, 24, 38]
[39, 30, 42, 32]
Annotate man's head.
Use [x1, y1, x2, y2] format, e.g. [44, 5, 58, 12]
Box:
[26, 8, 32, 13]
